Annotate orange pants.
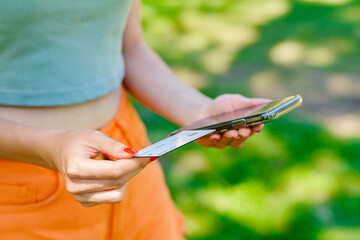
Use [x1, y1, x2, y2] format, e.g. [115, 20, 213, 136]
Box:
[0, 88, 185, 240]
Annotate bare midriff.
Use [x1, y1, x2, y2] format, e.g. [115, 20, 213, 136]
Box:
[0, 87, 121, 130]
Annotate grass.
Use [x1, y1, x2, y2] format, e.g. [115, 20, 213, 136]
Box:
[133, 0, 360, 239]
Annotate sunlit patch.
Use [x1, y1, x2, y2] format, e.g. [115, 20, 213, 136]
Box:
[179, 11, 259, 74]
[312, 149, 347, 174]
[197, 0, 228, 9]
[339, 173, 360, 196]
[173, 66, 208, 89]
[141, 3, 157, 19]
[179, 10, 205, 32]
[176, 32, 211, 52]
[249, 70, 286, 98]
[162, 0, 228, 8]
[196, 182, 292, 233]
[246, 130, 289, 159]
[319, 227, 360, 240]
[282, 164, 339, 203]
[269, 40, 305, 66]
[171, 150, 210, 178]
[143, 16, 177, 49]
[327, 74, 357, 96]
[324, 114, 360, 139]
[297, 0, 352, 5]
[303, 46, 336, 67]
[183, 213, 217, 238]
[310, 149, 360, 195]
[231, 0, 291, 25]
[199, 24, 258, 74]
[200, 47, 235, 74]
[337, 6, 360, 23]
[211, 24, 258, 50]
[270, 40, 338, 67]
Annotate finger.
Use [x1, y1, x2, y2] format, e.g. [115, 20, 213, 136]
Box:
[196, 135, 222, 148]
[223, 130, 240, 140]
[65, 177, 131, 195]
[216, 95, 270, 111]
[66, 157, 150, 179]
[90, 131, 138, 159]
[247, 98, 272, 106]
[212, 135, 232, 149]
[208, 133, 221, 141]
[251, 124, 264, 133]
[74, 184, 128, 204]
[238, 128, 252, 138]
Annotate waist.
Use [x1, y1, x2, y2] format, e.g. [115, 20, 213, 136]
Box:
[0, 87, 121, 130]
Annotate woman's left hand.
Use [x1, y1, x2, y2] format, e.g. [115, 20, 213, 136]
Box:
[194, 94, 271, 149]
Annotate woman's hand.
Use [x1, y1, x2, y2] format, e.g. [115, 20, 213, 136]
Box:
[194, 94, 271, 149]
[41, 129, 150, 207]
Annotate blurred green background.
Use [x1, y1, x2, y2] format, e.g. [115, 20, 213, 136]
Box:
[136, 0, 360, 239]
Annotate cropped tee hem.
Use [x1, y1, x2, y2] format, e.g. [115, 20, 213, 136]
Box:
[0, 74, 122, 106]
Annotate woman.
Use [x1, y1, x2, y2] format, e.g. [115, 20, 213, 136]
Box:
[0, 0, 267, 239]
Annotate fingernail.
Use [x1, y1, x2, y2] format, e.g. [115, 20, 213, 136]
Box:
[232, 136, 239, 140]
[255, 129, 262, 133]
[213, 137, 220, 141]
[150, 157, 159, 162]
[124, 147, 138, 155]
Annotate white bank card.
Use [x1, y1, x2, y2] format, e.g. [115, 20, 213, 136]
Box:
[134, 129, 215, 158]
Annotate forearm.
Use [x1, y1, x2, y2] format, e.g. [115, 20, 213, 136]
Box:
[0, 118, 57, 170]
[123, 42, 212, 126]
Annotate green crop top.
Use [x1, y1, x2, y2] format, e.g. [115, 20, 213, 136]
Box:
[0, 0, 132, 106]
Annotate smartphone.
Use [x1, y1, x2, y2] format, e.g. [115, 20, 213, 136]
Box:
[170, 94, 303, 135]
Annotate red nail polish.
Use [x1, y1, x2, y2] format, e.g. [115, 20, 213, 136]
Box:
[213, 137, 220, 141]
[150, 157, 159, 162]
[124, 147, 138, 155]
[232, 137, 238, 140]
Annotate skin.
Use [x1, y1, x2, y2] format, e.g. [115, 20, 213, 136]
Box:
[0, 0, 269, 207]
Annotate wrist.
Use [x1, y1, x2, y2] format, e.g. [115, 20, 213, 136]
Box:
[185, 96, 213, 126]
[28, 128, 63, 171]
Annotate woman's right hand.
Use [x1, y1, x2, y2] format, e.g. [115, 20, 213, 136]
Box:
[41, 129, 150, 207]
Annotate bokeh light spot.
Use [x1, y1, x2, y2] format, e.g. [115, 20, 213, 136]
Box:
[200, 47, 235, 74]
[327, 74, 356, 96]
[282, 164, 339, 203]
[319, 227, 360, 240]
[231, 0, 291, 26]
[303, 46, 336, 67]
[176, 32, 211, 52]
[197, 182, 291, 234]
[173, 66, 208, 89]
[297, 0, 352, 5]
[338, 6, 360, 23]
[172, 150, 210, 178]
[249, 70, 286, 98]
[270, 40, 305, 66]
[324, 114, 360, 139]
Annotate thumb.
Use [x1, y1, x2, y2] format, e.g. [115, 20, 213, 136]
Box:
[247, 98, 271, 107]
[91, 131, 138, 159]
